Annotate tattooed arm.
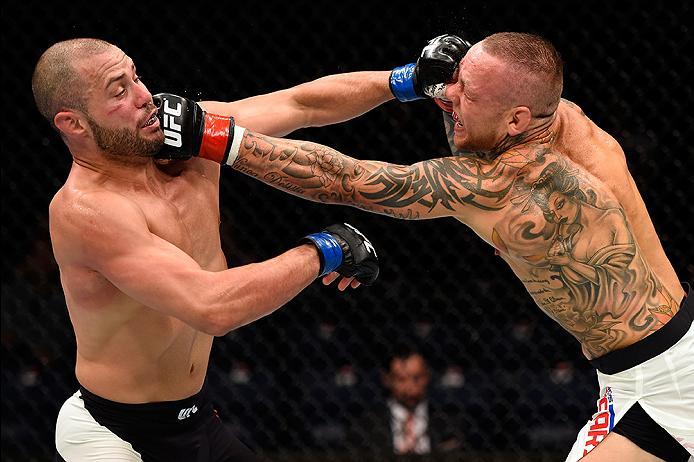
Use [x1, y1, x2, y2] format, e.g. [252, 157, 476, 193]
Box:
[231, 130, 519, 219]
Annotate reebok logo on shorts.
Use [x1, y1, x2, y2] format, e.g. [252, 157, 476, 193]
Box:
[177, 405, 198, 421]
[583, 387, 616, 456]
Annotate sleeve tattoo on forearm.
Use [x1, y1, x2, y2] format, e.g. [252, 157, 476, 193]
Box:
[235, 131, 525, 217]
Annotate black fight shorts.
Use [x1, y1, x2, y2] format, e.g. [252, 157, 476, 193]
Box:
[55, 381, 265, 462]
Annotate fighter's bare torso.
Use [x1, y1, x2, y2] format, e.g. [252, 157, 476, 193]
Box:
[554, 100, 682, 298]
[228, 99, 685, 360]
[50, 158, 223, 402]
[453, 100, 684, 357]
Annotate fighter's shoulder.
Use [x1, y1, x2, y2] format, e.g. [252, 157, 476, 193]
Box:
[559, 99, 619, 142]
[534, 148, 625, 208]
[556, 101, 627, 167]
[559, 98, 586, 117]
[49, 188, 147, 265]
[50, 187, 145, 233]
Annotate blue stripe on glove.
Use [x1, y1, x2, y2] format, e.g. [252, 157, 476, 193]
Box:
[304, 233, 344, 277]
[389, 63, 423, 102]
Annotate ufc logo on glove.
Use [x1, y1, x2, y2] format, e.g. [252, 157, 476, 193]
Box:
[162, 100, 183, 147]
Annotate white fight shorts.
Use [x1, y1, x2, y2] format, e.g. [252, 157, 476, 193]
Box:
[565, 284, 694, 461]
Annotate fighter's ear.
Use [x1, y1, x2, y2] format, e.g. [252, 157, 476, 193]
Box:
[507, 106, 532, 136]
[54, 110, 88, 138]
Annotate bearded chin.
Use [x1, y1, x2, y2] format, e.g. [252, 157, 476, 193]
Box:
[88, 119, 164, 160]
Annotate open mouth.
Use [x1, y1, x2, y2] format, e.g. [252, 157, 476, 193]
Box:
[142, 112, 158, 128]
[452, 111, 463, 129]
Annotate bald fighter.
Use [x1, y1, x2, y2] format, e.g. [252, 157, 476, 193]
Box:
[32, 38, 388, 461]
[157, 33, 692, 461]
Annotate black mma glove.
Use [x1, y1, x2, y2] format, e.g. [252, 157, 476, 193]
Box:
[389, 34, 471, 104]
[152, 93, 245, 165]
[303, 223, 379, 285]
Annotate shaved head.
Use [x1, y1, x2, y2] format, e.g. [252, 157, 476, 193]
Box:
[481, 32, 563, 116]
[32, 38, 116, 129]
[32, 38, 162, 159]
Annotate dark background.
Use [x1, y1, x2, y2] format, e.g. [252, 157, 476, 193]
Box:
[2, 1, 692, 461]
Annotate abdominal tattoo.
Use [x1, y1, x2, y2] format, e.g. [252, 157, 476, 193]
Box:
[235, 131, 677, 357]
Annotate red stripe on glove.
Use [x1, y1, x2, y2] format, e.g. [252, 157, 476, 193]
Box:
[198, 113, 232, 163]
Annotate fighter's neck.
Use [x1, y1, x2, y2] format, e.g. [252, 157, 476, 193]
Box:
[71, 154, 164, 186]
[490, 114, 559, 158]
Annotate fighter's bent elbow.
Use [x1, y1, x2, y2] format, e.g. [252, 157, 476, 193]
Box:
[197, 300, 263, 337]
[200, 298, 286, 337]
[198, 308, 237, 337]
[206, 324, 233, 338]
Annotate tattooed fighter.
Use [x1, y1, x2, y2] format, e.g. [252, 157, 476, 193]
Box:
[156, 33, 692, 461]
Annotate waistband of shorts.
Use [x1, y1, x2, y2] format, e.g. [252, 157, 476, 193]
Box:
[589, 282, 693, 375]
[78, 380, 212, 429]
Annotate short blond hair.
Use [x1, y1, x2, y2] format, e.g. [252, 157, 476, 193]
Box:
[482, 32, 563, 116]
